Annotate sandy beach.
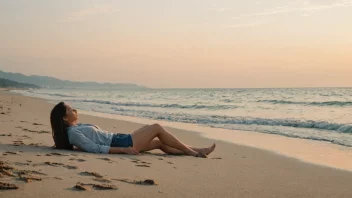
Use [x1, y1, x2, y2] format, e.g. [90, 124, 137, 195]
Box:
[1, 89, 352, 198]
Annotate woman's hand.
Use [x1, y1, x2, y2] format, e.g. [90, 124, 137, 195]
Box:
[122, 147, 140, 155]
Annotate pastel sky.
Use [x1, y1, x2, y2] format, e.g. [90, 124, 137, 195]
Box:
[1, 0, 351, 88]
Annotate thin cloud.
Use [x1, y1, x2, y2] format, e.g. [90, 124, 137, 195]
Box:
[232, 0, 352, 19]
[210, 7, 232, 12]
[208, 3, 231, 12]
[61, 4, 119, 23]
[227, 20, 267, 28]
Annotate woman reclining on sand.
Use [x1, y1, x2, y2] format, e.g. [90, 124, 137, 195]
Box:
[50, 102, 215, 158]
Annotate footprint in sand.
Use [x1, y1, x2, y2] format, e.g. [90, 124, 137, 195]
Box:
[97, 157, 114, 162]
[139, 161, 151, 165]
[90, 183, 118, 190]
[93, 177, 112, 183]
[28, 143, 41, 147]
[12, 140, 25, 146]
[112, 178, 157, 186]
[74, 182, 117, 191]
[46, 152, 70, 156]
[1, 170, 15, 177]
[22, 128, 37, 133]
[63, 165, 78, 169]
[19, 175, 42, 183]
[14, 162, 30, 166]
[3, 151, 20, 155]
[44, 161, 64, 166]
[130, 159, 150, 164]
[74, 182, 90, 191]
[44, 161, 78, 169]
[37, 130, 50, 134]
[69, 158, 86, 162]
[80, 171, 103, 178]
[0, 161, 46, 185]
[135, 164, 150, 168]
[17, 170, 47, 176]
[0, 181, 19, 190]
[21, 128, 50, 134]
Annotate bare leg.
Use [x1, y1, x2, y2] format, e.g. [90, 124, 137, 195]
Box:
[131, 123, 204, 157]
[131, 124, 150, 133]
[141, 139, 216, 155]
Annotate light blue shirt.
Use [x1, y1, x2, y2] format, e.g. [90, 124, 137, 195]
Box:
[67, 123, 113, 154]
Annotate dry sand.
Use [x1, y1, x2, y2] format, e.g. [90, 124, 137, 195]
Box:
[0, 89, 352, 198]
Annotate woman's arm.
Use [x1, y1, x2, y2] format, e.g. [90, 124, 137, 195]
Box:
[73, 146, 83, 151]
[69, 129, 111, 154]
[69, 129, 139, 155]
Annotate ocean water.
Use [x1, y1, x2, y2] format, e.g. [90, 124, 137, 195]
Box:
[13, 88, 352, 147]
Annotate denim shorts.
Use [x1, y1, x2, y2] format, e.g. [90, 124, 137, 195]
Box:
[110, 133, 133, 147]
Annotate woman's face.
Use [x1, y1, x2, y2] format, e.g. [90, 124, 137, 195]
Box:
[63, 103, 78, 123]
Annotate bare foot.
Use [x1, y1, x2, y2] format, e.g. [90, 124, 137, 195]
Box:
[195, 152, 207, 158]
[197, 143, 216, 155]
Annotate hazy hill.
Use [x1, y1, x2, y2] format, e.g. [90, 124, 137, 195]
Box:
[0, 78, 40, 89]
[0, 70, 147, 89]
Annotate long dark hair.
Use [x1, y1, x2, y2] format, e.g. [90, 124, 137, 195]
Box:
[50, 102, 73, 150]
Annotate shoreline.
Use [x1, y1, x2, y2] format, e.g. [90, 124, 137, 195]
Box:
[7, 88, 352, 172]
[1, 89, 352, 197]
[77, 109, 352, 172]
